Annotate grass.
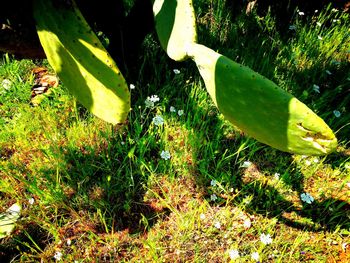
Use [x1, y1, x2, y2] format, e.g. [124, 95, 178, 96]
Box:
[1, 2, 350, 262]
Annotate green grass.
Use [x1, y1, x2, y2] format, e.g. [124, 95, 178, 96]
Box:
[1, 3, 350, 262]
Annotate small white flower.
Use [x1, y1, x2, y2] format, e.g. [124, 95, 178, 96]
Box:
[314, 9, 318, 13]
[332, 19, 340, 23]
[149, 95, 160, 103]
[170, 106, 176, 112]
[316, 22, 322, 27]
[289, 25, 296, 30]
[200, 213, 206, 220]
[54, 251, 62, 261]
[210, 180, 217, 187]
[274, 173, 280, 180]
[214, 221, 221, 229]
[260, 233, 273, 245]
[313, 84, 320, 93]
[333, 110, 341, 118]
[305, 160, 312, 166]
[325, 70, 332, 75]
[129, 84, 135, 90]
[121, 141, 125, 145]
[210, 194, 218, 201]
[145, 95, 160, 108]
[241, 161, 252, 168]
[1, 79, 12, 90]
[177, 110, 184, 116]
[301, 193, 314, 204]
[160, 150, 171, 160]
[228, 249, 240, 260]
[251, 252, 260, 261]
[145, 99, 154, 108]
[173, 69, 181, 74]
[342, 243, 348, 251]
[318, 35, 323, 40]
[313, 158, 319, 163]
[28, 198, 35, 205]
[152, 115, 164, 126]
[298, 11, 305, 16]
[243, 219, 251, 229]
[66, 239, 72, 246]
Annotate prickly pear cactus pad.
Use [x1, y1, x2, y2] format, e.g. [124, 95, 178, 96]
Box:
[33, 0, 130, 124]
[153, 0, 197, 61]
[186, 43, 337, 155]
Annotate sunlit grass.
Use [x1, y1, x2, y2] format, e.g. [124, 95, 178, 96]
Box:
[1, 2, 350, 262]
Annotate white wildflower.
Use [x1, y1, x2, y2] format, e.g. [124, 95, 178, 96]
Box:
[210, 194, 218, 201]
[210, 180, 217, 187]
[316, 22, 322, 27]
[342, 243, 348, 251]
[214, 221, 221, 229]
[298, 11, 305, 16]
[251, 252, 260, 261]
[243, 219, 251, 229]
[314, 9, 318, 13]
[305, 160, 312, 166]
[177, 109, 184, 116]
[313, 84, 320, 93]
[300, 193, 314, 204]
[313, 158, 319, 163]
[333, 110, 341, 118]
[200, 213, 206, 220]
[53, 251, 62, 261]
[145, 95, 160, 108]
[173, 69, 181, 74]
[66, 239, 72, 246]
[318, 35, 323, 40]
[145, 98, 154, 108]
[1, 79, 12, 90]
[170, 106, 176, 113]
[152, 115, 164, 126]
[149, 95, 160, 102]
[241, 161, 252, 168]
[28, 198, 35, 205]
[228, 249, 240, 260]
[129, 84, 135, 89]
[274, 173, 280, 180]
[160, 150, 171, 160]
[260, 233, 273, 245]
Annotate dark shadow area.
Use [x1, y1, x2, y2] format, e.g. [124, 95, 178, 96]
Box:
[0, 222, 53, 262]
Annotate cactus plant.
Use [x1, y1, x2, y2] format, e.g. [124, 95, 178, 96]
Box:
[29, 0, 337, 155]
[152, 0, 337, 155]
[33, 0, 130, 124]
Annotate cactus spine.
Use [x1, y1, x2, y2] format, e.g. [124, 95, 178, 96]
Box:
[33, 0, 130, 124]
[153, 0, 337, 155]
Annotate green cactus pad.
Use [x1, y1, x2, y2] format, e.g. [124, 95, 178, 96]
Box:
[187, 43, 337, 155]
[33, 0, 130, 124]
[153, 0, 197, 61]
